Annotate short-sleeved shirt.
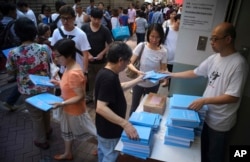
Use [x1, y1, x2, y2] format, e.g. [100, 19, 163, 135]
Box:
[194, 53, 248, 131]
[6, 43, 52, 95]
[81, 23, 113, 64]
[51, 26, 91, 71]
[60, 69, 85, 115]
[95, 68, 127, 139]
[133, 42, 167, 87]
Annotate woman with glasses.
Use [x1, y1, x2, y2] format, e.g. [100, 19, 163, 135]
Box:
[51, 39, 97, 160]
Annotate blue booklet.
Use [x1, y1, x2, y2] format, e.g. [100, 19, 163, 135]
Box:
[171, 94, 201, 109]
[25, 93, 63, 111]
[29, 74, 55, 87]
[121, 125, 152, 144]
[143, 70, 170, 82]
[170, 109, 200, 122]
[2, 47, 16, 58]
[129, 112, 160, 127]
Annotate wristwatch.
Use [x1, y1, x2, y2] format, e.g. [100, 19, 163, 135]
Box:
[61, 101, 65, 106]
[84, 72, 88, 76]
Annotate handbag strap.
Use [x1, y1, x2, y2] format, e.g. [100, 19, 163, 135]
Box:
[137, 42, 145, 62]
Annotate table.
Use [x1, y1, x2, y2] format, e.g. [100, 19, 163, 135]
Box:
[115, 95, 201, 162]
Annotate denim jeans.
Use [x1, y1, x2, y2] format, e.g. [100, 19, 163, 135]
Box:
[201, 122, 229, 162]
[97, 135, 120, 162]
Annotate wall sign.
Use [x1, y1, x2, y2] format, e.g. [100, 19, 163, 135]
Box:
[181, 0, 217, 31]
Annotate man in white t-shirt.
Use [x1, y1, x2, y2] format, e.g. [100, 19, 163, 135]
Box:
[50, 5, 90, 75]
[169, 22, 248, 162]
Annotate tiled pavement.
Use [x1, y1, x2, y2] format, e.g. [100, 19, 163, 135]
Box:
[0, 36, 138, 162]
[0, 35, 168, 162]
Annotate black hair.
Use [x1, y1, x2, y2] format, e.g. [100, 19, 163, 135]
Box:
[55, 0, 66, 12]
[0, 2, 16, 16]
[146, 24, 165, 46]
[174, 14, 181, 21]
[123, 8, 128, 14]
[112, 8, 119, 17]
[90, 8, 103, 18]
[14, 17, 37, 42]
[41, 4, 51, 14]
[169, 9, 177, 15]
[53, 38, 76, 59]
[106, 42, 132, 63]
[98, 2, 104, 6]
[138, 11, 145, 18]
[37, 23, 50, 36]
[59, 5, 75, 17]
[16, 1, 28, 8]
[74, 0, 81, 3]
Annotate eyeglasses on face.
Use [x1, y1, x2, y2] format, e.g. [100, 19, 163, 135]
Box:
[209, 35, 228, 42]
[60, 16, 73, 21]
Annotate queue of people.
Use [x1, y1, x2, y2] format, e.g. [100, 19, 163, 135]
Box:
[0, 1, 249, 162]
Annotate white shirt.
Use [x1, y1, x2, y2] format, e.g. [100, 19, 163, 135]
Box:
[163, 27, 178, 64]
[194, 53, 248, 131]
[25, 9, 37, 26]
[133, 42, 167, 87]
[50, 26, 91, 71]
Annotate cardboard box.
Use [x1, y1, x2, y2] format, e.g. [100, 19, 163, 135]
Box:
[143, 93, 166, 115]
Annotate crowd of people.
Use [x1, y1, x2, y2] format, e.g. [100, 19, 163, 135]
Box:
[0, 1, 248, 162]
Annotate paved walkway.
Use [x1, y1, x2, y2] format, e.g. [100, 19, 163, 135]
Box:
[0, 35, 168, 162]
[0, 35, 138, 162]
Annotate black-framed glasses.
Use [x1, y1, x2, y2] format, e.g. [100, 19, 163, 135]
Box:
[60, 16, 73, 21]
[209, 35, 228, 42]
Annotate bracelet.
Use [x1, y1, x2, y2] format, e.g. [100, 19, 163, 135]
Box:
[61, 101, 65, 106]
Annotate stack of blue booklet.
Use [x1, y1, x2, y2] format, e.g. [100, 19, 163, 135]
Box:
[121, 125, 153, 160]
[169, 94, 208, 136]
[143, 70, 170, 83]
[129, 112, 161, 131]
[169, 109, 200, 128]
[164, 94, 208, 148]
[25, 93, 63, 111]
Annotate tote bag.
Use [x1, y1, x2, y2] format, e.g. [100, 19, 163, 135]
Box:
[112, 26, 130, 40]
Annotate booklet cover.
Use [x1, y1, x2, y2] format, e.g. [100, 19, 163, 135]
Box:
[143, 70, 170, 82]
[25, 93, 63, 111]
[170, 109, 200, 122]
[2, 47, 16, 58]
[172, 94, 201, 109]
[129, 112, 158, 127]
[29, 74, 55, 87]
[121, 125, 152, 144]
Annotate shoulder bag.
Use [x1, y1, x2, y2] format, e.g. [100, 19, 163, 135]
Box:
[125, 43, 145, 79]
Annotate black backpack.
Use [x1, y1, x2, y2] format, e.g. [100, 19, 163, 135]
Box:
[49, 15, 60, 36]
[58, 27, 82, 55]
[0, 20, 19, 50]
